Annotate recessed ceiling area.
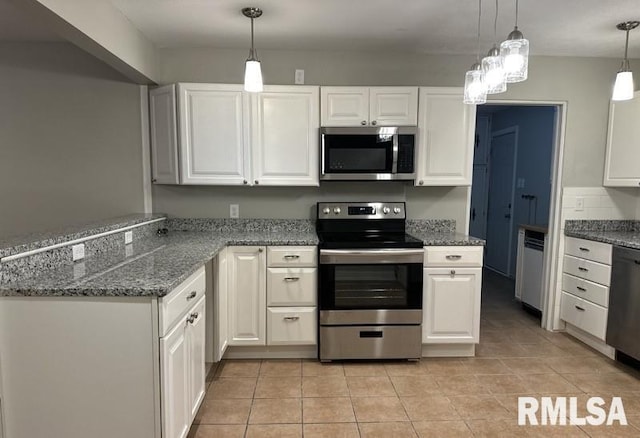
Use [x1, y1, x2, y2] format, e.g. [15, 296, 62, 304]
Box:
[110, 0, 640, 58]
[0, 0, 61, 42]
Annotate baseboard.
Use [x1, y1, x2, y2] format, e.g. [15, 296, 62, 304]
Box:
[565, 324, 615, 359]
[422, 343, 475, 357]
[223, 345, 317, 359]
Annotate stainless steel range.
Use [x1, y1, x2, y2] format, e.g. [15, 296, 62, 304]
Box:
[316, 202, 423, 361]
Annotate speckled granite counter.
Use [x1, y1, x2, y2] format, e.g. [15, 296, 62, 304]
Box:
[406, 220, 485, 246]
[565, 220, 640, 250]
[0, 229, 318, 297]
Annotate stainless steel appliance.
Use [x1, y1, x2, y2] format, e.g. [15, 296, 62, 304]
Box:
[607, 245, 640, 362]
[320, 127, 417, 181]
[316, 202, 423, 361]
[521, 230, 545, 313]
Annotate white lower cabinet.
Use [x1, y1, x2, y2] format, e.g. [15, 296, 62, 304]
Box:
[160, 316, 189, 438]
[423, 268, 481, 343]
[422, 246, 483, 349]
[218, 246, 317, 358]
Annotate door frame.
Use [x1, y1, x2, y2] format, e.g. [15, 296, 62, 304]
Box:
[464, 100, 567, 331]
[485, 126, 519, 277]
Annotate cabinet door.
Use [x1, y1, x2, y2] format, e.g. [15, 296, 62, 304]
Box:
[252, 86, 320, 186]
[604, 92, 640, 186]
[213, 249, 228, 362]
[423, 267, 481, 343]
[149, 85, 180, 184]
[160, 318, 189, 438]
[187, 297, 206, 421]
[228, 246, 266, 345]
[320, 87, 369, 126]
[178, 83, 251, 185]
[369, 87, 418, 126]
[416, 88, 476, 186]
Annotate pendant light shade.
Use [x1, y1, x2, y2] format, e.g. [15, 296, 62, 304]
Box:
[482, 45, 507, 94]
[500, 0, 529, 83]
[612, 21, 639, 102]
[242, 7, 263, 93]
[464, 63, 487, 104]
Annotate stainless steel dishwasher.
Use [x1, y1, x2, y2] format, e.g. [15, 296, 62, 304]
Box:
[607, 245, 640, 362]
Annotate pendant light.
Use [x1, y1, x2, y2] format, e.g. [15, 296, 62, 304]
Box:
[612, 21, 639, 101]
[464, 0, 487, 104]
[500, 0, 529, 83]
[242, 7, 263, 93]
[482, 0, 506, 94]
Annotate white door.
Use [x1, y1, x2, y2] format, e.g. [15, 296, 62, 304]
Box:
[178, 83, 251, 185]
[228, 246, 266, 345]
[423, 267, 481, 343]
[213, 249, 228, 362]
[604, 91, 640, 186]
[320, 87, 369, 126]
[160, 320, 189, 438]
[149, 85, 180, 184]
[252, 86, 320, 186]
[369, 87, 418, 126]
[485, 128, 518, 276]
[187, 297, 206, 421]
[415, 87, 476, 186]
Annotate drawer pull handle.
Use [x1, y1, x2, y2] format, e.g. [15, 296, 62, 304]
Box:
[283, 316, 300, 322]
[578, 267, 589, 272]
[186, 291, 197, 300]
[576, 286, 587, 292]
[284, 255, 300, 260]
[575, 305, 586, 311]
[450, 270, 456, 276]
[446, 255, 462, 260]
[284, 277, 300, 282]
[579, 247, 590, 252]
[187, 312, 199, 324]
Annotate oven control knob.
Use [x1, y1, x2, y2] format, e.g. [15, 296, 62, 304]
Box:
[393, 207, 401, 214]
[322, 207, 331, 215]
[383, 207, 390, 214]
[333, 207, 341, 215]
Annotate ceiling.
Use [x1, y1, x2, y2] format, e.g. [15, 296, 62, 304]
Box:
[0, 0, 61, 42]
[110, 0, 640, 58]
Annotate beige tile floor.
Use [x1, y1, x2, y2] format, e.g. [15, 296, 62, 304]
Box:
[190, 270, 640, 437]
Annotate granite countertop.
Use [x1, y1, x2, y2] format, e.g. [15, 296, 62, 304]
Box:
[0, 217, 484, 298]
[0, 230, 318, 298]
[564, 220, 640, 250]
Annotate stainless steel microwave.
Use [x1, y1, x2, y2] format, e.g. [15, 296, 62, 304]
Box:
[320, 127, 417, 181]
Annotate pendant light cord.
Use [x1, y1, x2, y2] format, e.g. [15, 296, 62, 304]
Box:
[515, 0, 519, 28]
[250, 17, 255, 54]
[624, 29, 630, 61]
[493, 0, 499, 43]
[476, 0, 482, 61]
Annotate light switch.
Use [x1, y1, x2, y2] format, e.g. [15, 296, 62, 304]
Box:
[295, 69, 305, 85]
[575, 197, 585, 211]
[230, 204, 240, 218]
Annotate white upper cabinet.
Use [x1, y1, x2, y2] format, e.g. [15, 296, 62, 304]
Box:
[415, 87, 476, 186]
[251, 86, 320, 186]
[321, 86, 418, 127]
[603, 91, 640, 187]
[149, 85, 180, 184]
[178, 83, 251, 185]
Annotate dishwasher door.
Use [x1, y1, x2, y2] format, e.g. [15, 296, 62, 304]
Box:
[607, 245, 640, 361]
[521, 231, 544, 312]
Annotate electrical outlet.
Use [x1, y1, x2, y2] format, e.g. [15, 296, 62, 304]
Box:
[295, 69, 305, 85]
[575, 196, 585, 211]
[517, 178, 525, 189]
[73, 262, 86, 279]
[72, 244, 85, 261]
[230, 204, 240, 218]
[124, 231, 133, 245]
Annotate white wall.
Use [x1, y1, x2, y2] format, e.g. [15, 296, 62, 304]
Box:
[154, 48, 631, 225]
[0, 42, 146, 239]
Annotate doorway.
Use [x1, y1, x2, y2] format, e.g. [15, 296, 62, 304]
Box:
[469, 105, 557, 319]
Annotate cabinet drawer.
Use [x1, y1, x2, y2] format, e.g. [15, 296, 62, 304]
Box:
[159, 266, 206, 336]
[560, 292, 608, 341]
[562, 273, 609, 308]
[424, 246, 483, 267]
[563, 255, 611, 286]
[267, 246, 317, 267]
[267, 307, 317, 345]
[565, 237, 612, 265]
[267, 267, 317, 306]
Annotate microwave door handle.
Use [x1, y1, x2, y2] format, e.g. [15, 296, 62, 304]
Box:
[320, 132, 326, 177]
[392, 133, 399, 174]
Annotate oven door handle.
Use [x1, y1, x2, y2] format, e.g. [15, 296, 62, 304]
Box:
[319, 249, 424, 264]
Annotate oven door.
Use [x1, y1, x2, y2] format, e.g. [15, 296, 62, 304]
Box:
[319, 249, 423, 324]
